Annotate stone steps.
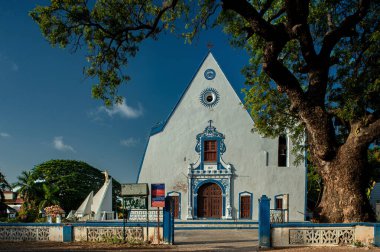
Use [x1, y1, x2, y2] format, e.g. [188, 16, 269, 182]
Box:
[174, 220, 259, 230]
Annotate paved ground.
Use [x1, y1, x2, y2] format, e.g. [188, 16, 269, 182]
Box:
[1, 229, 380, 251]
[174, 229, 259, 251]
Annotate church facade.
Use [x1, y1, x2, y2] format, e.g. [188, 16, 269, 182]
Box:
[137, 53, 306, 221]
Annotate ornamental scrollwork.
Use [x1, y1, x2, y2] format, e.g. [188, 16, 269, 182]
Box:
[195, 121, 226, 154]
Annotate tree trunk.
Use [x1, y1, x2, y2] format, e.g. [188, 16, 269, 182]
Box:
[316, 139, 375, 222]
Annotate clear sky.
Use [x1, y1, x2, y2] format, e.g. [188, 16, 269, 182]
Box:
[0, 1, 249, 184]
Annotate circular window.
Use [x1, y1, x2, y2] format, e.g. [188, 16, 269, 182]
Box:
[200, 88, 219, 108]
[204, 69, 216, 80]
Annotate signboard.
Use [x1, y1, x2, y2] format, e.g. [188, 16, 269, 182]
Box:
[121, 183, 148, 196]
[151, 183, 165, 207]
[125, 197, 147, 209]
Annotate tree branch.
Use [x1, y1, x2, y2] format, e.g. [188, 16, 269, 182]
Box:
[222, 0, 281, 41]
[259, 0, 274, 17]
[349, 116, 380, 148]
[286, 0, 317, 65]
[319, 0, 370, 60]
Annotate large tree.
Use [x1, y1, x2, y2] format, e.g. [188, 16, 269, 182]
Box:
[30, 0, 379, 222]
[31, 160, 121, 213]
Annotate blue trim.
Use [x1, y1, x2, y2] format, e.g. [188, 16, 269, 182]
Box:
[175, 226, 258, 230]
[0, 223, 63, 227]
[167, 191, 181, 219]
[175, 221, 258, 224]
[271, 222, 377, 228]
[72, 222, 163, 227]
[136, 137, 151, 183]
[0, 222, 163, 227]
[193, 179, 226, 219]
[238, 191, 253, 219]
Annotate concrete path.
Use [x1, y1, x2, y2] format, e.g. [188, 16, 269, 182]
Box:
[174, 229, 259, 251]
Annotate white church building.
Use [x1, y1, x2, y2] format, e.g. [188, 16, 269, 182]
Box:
[137, 52, 306, 221]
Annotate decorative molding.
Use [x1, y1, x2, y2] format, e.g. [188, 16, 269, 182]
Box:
[87, 227, 143, 242]
[289, 228, 354, 245]
[204, 69, 216, 80]
[0, 227, 50, 241]
[195, 121, 226, 155]
[199, 88, 220, 108]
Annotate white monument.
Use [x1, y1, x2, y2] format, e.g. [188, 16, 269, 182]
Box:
[74, 170, 114, 221]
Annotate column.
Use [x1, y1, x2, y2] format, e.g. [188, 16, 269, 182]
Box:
[186, 170, 193, 220]
[226, 177, 232, 219]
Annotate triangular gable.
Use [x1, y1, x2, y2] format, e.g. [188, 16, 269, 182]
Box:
[149, 52, 249, 136]
[137, 52, 251, 182]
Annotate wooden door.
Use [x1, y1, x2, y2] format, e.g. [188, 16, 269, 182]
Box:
[240, 196, 251, 219]
[171, 196, 180, 219]
[197, 183, 222, 218]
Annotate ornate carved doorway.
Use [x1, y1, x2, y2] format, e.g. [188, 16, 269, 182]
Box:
[197, 183, 222, 218]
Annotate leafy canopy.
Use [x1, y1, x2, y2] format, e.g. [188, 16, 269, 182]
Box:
[16, 160, 121, 213]
[30, 0, 379, 155]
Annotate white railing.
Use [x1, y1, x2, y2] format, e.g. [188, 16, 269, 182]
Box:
[270, 209, 288, 223]
[127, 210, 163, 222]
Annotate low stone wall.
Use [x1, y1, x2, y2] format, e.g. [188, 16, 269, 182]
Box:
[73, 225, 162, 242]
[271, 223, 375, 247]
[0, 223, 163, 243]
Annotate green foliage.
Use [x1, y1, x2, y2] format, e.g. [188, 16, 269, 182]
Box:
[367, 147, 380, 198]
[14, 170, 42, 208]
[31, 160, 121, 213]
[31, 0, 380, 161]
[17, 205, 39, 223]
[0, 171, 11, 202]
[30, 0, 187, 106]
[14, 160, 121, 222]
[307, 163, 323, 212]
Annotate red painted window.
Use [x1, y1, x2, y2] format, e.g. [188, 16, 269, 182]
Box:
[204, 140, 217, 162]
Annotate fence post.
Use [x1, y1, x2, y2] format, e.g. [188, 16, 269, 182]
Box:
[258, 195, 271, 248]
[163, 197, 174, 244]
[62, 225, 73, 242]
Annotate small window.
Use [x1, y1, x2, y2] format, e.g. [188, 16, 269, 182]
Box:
[240, 195, 251, 219]
[278, 135, 287, 167]
[204, 140, 217, 162]
[276, 198, 283, 209]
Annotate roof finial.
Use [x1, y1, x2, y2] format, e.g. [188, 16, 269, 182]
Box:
[207, 42, 214, 51]
[208, 120, 213, 127]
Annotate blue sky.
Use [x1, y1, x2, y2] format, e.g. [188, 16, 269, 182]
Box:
[0, 1, 249, 184]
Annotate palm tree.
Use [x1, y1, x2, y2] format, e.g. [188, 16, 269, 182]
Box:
[0, 171, 11, 202]
[14, 171, 40, 207]
[38, 183, 60, 211]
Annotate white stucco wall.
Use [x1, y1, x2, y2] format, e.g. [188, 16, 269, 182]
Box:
[137, 53, 306, 221]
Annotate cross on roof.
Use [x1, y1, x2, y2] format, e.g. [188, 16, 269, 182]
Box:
[208, 120, 213, 127]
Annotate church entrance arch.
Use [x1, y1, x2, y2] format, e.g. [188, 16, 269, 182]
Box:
[197, 183, 222, 218]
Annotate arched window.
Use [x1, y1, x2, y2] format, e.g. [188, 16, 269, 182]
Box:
[278, 135, 287, 167]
